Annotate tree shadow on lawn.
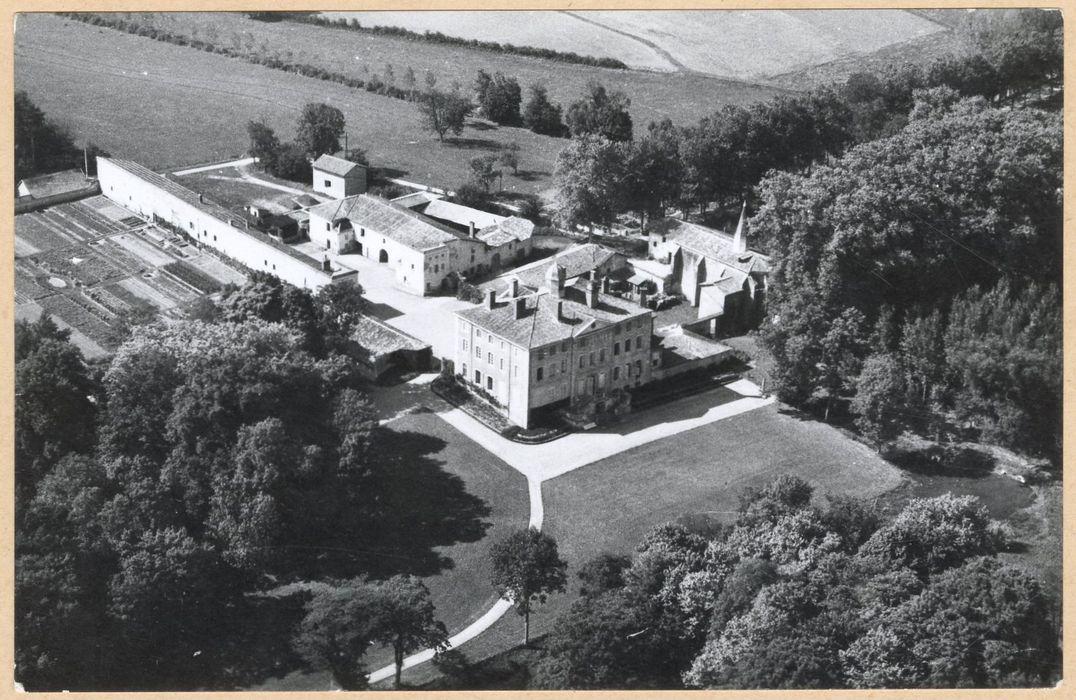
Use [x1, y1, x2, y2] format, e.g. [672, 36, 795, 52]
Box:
[512, 169, 550, 182]
[372, 166, 410, 180]
[448, 137, 503, 150]
[355, 427, 494, 580]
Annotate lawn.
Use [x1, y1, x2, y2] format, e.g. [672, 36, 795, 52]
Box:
[255, 410, 531, 690]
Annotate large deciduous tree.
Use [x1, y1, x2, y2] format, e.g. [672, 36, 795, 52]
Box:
[565, 82, 633, 142]
[293, 579, 378, 690]
[368, 575, 449, 687]
[296, 102, 346, 156]
[419, 89, 473, 142]
[522, 83, 566, 136]
[489, 527, 568, 645]
[552, 135, 628, 230]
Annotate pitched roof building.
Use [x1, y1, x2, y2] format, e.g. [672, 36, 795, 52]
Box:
[312, 154, 367, 198]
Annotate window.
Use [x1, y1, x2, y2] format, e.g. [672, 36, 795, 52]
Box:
[461, 339, 468, 350]
[636, 360, 642, 375]
[487, 376, 494, 391]
[561, 359, 566, 372]
[613, 366, 620, 380]
[614, 342, 620, 356]
[500, 358, 504, 370]
[561, 342, 568, 352]
[550, 345, 556, 356]
[636, 336, 643, 350]
[536, 367, 544, 381]
[599, 349, 605, 363]
[614, 324, 621, 335]
[325, 179, 332, 187]
[326, 222, 331, 231]
[589, 352, 595, 366]
[411, 264, 415, 270]
[189, 221, 193, 229]
[475, 370, 482, 383]
[462, 363, 467, 377]
[488, 352, 493, 365]
[579, 356, 586, 369]
[475, 346, 481, 358]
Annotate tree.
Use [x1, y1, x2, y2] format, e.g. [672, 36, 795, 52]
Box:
[477, 72, 522, 125]
[498, 141, 520, 175]
[851, 353, 905, 450]
[552, 135, 628, 230]
[623, 119, 683, 227]
[296, 102, 346, 156]
[522, 83, 566, 136]
[15, 90, 81, 180]
[452, 181, 492, 210]
[369, 575, 449, 687]
[402, 66, 417, 100]
[294, 579, 378, 690]
[577, 553, 631, 597]
[565, 82, 633, 142]
[489, 527, 568, 645]
[272, 141, 313, 182]
[15, 319, 98, 504]
[247, 120, 280, 170]
[859, 494, 1003, 578]
[469, 155, 500, 192]
[419, 89, 473, 142]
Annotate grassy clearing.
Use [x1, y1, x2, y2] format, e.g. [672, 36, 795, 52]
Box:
[15, 14, 566, 195]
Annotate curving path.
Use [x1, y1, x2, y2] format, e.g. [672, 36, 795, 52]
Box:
[365, 379, 771, 685]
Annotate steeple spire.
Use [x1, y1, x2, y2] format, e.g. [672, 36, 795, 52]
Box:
[732, 200, 748, 254]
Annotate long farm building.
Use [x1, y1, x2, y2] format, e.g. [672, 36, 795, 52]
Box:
[97, 157, 357, 291]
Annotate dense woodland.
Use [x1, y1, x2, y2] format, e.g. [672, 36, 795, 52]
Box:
[531, 476, 1058, 689]
[14, 277, 474, 690]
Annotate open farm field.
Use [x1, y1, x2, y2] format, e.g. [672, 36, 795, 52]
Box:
[575, 9, 946, 82]
[15, 14, 582, 195]
[323, 9, 945, 84]
[320, 10, 677, 72]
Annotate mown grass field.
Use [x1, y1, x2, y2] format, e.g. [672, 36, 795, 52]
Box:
[54, 12, 787, 131]
[14, 14, 567, 195]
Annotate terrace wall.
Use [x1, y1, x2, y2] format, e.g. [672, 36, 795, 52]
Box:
[98, 158, 356, 292]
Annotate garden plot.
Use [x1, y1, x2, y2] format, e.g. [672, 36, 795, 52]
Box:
[16, 300, 110, 360]
[53, 201, 127, 239]
[116, 276, 183, 310]
[83, 194, 142, 224]
[186, 253, 248, 287]
[15, 237, 40, 258]
[39, 293, 116, 345]
[31, 246, 128, 287]
[109, 231, 176, 267]
[16, 211, 84, 252]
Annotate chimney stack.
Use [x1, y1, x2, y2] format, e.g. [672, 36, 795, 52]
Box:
[732, 200, 748, 255]
[322, 256, 331, 272]
[486, 289, 496, 310]
[545, 263, 566, 298]
[509, 277, 519, 298]
[469, 221, 476, 238]
[513, 297, 526, 319]
[556, 300, 564, 320]
[639, 290, 649, 309]
[198, 193, 205, 204]
[585, 277, 599, 309]
[601, 275, 611, 294]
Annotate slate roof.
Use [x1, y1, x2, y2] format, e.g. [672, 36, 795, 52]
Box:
[352, 314, 429, 356]
[651, 218, 770, 275]
[312, 154, 365, 177]
[656, 327, 731, 366]
[476, 217, 535, 247]
[458, 284, 649, 349]
[391, 191, 441, 209]
[481, 243, 621, 293]
[18, 169, 96, 198]
[420, 199, 505, 230]
[308, 194, 461, 252]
